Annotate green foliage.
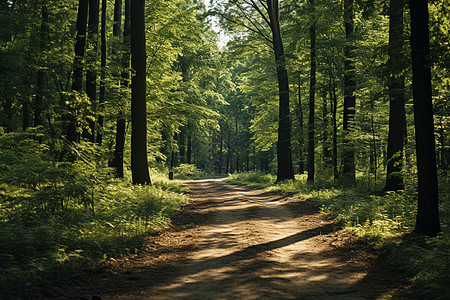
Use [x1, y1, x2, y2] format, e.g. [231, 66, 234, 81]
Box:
[227, 171, 275, 188]
[0, 132, 189, 293]
[173, 163, 204, 179]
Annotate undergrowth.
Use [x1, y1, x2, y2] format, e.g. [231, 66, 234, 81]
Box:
[227, 171, 450, 299]
[0, 131, 189, 296]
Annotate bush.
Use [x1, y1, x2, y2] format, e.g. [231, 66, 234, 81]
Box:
[173, 163, 204, 179]
[0, 132, 189, 293]
[227, 171, 275, 187]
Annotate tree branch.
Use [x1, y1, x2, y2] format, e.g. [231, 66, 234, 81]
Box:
[243, 0, 271, 27]
[235, 3, 272, 43]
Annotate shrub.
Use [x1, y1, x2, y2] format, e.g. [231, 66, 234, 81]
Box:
[173, 163, 203, 179]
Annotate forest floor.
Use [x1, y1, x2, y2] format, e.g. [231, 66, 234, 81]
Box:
[47, 179, 420, 299]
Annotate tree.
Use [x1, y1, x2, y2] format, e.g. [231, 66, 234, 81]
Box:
[217, 0, 294, 181]
[96, 0, 106, 145]
[130, 0, 151, 184]
[267, 0, 294, 181]
[35, 2, 48, 127]
[307, 0, 316, 183]
[409, 0, 440, 236]
[111, 0, 129, 178]
[68, 0, 89, 143]
[384, 0, 406, 192]
[84, 0, 99, 142]
[342, 0, 356, 183]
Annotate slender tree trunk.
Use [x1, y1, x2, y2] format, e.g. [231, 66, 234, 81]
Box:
[370, 94, 378, 185]
[342, 0, 356, 183]
[219, 130, 223, 173]
[323, 86, 330, 160]
[22, 98, 30, 131]
[187, 132, 192, 164]
[297, 75, 305, 173]
[226, 142, 230, 173]
[332, 77, 338, 181]
[409, 0, 440, 236]
[179, 127, 185, 162]
[84, 0, 99, 142]
[385, 0, 406, 191]
[96, 0, 107, 145]
[68, 0, 89, 143]
[35, 3, 48, 127]
[112, 0, 128, 178]
[267, 0, 294, 182]
[130, 0, 151, 185]
[308, 0, 316, 182]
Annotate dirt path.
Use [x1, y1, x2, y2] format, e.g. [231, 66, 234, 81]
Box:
[64, 179, 416, 299]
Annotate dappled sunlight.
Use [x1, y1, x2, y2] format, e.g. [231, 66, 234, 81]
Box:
[81, 179, 408, 300]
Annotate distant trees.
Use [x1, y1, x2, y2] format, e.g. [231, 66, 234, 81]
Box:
[215, 0, 294, 181]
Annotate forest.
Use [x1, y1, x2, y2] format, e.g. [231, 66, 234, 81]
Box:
[0, 0, 449, 298]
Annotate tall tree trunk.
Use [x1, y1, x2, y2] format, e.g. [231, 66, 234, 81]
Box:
[112, 0, 127, 178]
[323, 85, 330, 160]
[307, 0, 316, 182]
[219, 130, 223, 173]
[68, 0, 89, 143]
[35, 3, 48, 127]
[130, 0, 151, 185]
[187, 132, 192, 164]
[332, 76, 338, 181]
[385, 0, 406, 191]
[297, 75, 305, 173]
[96, 0, 107, 145]
[409, 0, 440, 236]
[22, 98, 30, 130]
[342, 0, 356, 183]
[84, 0, 99, 142]
[267, 0, 294, 182]
[179, 127, 186, 163]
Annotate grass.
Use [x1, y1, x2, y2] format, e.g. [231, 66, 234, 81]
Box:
[0, 170, 189, 297]
[226, 171, 450, 299]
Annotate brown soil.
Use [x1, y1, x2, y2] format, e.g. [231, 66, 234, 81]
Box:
[52, 179, 419, 299]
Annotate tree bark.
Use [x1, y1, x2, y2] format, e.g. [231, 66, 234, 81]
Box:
[267, 0, 294, 182]
[409, 0, 440, 236]
[96, 0, 107, 145]
[130, 0, 151, 185]
[307, 0, 316, 183]
[68, 0, 89, 143]
[187, 131, 192, 164]
[84, 0, 99, 142]
[385, 0, 406, 191]
[35, 3, 48, 127]
[112, 0, 128, 178]
[332, 77, 338, 181]
[22, 99, 30, 131]
[296, 75, 305, 173]
[342, 0, 356, 183]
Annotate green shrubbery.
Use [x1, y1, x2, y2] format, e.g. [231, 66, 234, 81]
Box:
[0, 131, 188, 292]
[173, 163, 205, 179]
[227, 171, 450, 298]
